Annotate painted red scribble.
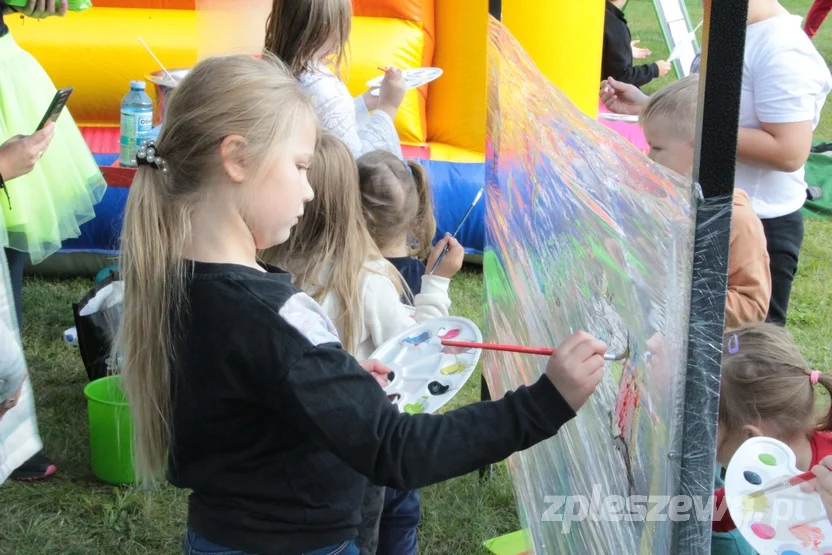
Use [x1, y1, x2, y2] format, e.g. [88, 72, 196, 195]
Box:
[615, 364, 640, 439]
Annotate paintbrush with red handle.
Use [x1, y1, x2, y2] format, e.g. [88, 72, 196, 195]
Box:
[440, 339, 629, 361]
[747, 470, 817, 499]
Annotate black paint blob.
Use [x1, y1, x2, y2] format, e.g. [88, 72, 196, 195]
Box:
[428, 381, 450, 395]
[387, 393, 401, 402]
[743, 470, 762, 485]
[387, 372, 395, 382]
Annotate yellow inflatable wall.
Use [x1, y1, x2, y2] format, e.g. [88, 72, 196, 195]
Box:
[8, 0, 602, 161]
[502, 1, 604, 118]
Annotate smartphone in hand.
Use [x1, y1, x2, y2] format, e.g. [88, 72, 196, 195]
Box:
[36, 87, 74, 132]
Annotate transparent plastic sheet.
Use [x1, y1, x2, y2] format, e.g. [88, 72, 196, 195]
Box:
[483, 18, 719, 553]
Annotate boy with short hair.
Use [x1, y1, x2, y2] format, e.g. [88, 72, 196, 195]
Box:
[639, 76, 772, 330]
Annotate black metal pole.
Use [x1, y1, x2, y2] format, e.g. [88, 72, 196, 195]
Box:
[489, 0, 501, 20]
[672, 0, 748, 553]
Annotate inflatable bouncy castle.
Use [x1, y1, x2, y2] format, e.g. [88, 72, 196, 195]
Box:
[7, 0, 489, 271]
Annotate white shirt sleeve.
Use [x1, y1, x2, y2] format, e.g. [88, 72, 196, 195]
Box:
[300, 68, 402, 159]
[362, 272, 451, 351]
[753, 47, 831, 125]
[354, 95, 371, 129]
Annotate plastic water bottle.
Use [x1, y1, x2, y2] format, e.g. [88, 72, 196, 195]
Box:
[119, 80, 154, 168]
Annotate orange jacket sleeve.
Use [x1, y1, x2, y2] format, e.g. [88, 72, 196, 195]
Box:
[725, 191, 771, 330]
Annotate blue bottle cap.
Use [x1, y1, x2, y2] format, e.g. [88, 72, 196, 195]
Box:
[130, 80, 146, 91]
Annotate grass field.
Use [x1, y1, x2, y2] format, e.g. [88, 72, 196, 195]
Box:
[3, 1, 832, 553]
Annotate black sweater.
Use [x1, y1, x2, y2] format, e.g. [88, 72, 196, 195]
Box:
[601, 2, 659, 88]
[167, 261, 576, 555]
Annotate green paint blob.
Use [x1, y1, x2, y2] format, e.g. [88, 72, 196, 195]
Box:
[403, 403, 425, 415]
[483, 250, 513, 303]
[758, 453, 777, 466]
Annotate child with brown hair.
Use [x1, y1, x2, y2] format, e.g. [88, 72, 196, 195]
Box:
[712, 324, 832, 554]
[264, 0, 407, 159]
[264, 133, 462, 360]
[639, 75, 771, 329]
[118, 53, 609, 555]
[357, 149, 439, 297]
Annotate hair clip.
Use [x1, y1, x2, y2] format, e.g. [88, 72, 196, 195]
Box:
[811, 370, 820, 386]
[135, 140, 169, 173]
[727, 333, 739, 354]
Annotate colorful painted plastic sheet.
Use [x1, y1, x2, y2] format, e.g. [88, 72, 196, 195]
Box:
[484, 18, 704, 553]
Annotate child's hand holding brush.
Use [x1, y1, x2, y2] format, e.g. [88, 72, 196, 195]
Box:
[545, 331, 608, 412]
[801, 456, 832, 524]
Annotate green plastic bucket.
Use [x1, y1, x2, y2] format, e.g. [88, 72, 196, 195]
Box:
[83, 375, 136, 484]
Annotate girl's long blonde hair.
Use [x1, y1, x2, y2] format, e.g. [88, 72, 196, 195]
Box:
[262, 132, 402, 354]
[356, 151, 436, 260]
[264, 0, 352, 78]
[719, 323, 832, 441]
[117, 54, 315, 485]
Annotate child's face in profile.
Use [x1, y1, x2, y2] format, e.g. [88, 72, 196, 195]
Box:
[248, 115, 317, 249]
[642, 119, 695, 177]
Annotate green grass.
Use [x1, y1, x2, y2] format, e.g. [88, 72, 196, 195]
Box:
[3, 1, 832, 553]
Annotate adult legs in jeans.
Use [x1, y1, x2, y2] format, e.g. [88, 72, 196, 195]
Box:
[4, 247, 25, 327]
[377, 488, 420, 555]
[4, 247, 57, 481]
[761, 210, 805, 326]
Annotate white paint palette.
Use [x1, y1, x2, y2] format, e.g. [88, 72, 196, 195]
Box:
[366, 67, 443, 97]
[725, 437, 832, 554]
[370, 317, 482, 415]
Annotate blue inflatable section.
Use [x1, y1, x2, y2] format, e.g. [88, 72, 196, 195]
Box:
[419, 160, 486, 255]
[60, 156, 487, 257]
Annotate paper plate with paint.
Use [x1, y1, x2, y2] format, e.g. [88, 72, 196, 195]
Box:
[725, 436, 832, 554]
[371, 317, 481, 415]
[366, 68, 443, 96]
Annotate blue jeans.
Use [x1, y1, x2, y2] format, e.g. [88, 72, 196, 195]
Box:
[378, 489, 420, 555]
[184, 530, 359, 555]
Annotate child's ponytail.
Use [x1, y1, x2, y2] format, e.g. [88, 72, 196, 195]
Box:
[720, 324, 820, 441]
[117, 166, 187, 484]
[406, 160, 436, 260]
[815, 372, 832, 432]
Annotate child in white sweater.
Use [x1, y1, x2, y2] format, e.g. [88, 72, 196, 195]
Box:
[264, 0, 407, 159]
[265, 131, 462, 360]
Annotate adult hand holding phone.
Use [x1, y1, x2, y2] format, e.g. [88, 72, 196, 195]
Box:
[14, 0, 68, 18]
[0, 123, 55, 181]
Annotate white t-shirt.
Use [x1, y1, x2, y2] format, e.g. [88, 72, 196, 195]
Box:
[736, 14, 832, 219]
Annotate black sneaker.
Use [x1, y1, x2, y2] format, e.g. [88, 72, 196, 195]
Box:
[10, 451, 57, 481]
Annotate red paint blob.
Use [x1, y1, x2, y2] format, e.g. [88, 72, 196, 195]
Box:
[750, 522, 776, 540]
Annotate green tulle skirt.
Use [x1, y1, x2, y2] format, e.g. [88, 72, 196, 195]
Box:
[0, 33, 106, 264]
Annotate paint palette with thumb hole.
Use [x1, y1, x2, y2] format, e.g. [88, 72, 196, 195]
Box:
[369, 316, 482, 415]
[725, 437, 832, 555]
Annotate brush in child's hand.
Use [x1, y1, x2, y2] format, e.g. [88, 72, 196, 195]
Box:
[441, 339, 630, 361]
[747, 470, 817, 499]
